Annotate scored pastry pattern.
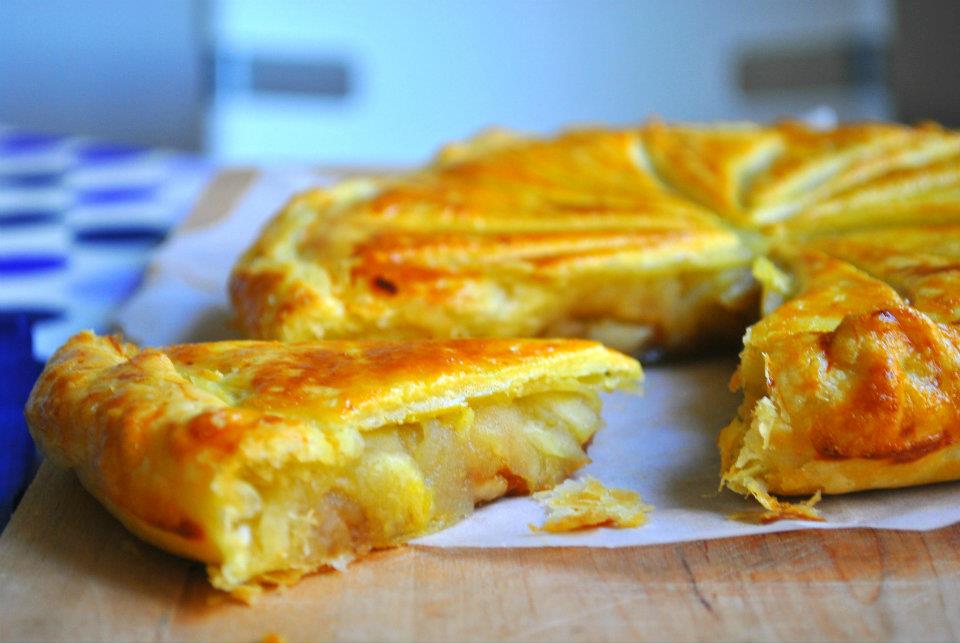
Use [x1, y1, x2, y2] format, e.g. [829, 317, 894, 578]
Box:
[231, 120, 960, 509]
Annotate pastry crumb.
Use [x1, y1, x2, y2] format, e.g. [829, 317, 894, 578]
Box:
[261, 633, 287, 643]
[531, 476, 652, 532]
[729, 490, 824, 524]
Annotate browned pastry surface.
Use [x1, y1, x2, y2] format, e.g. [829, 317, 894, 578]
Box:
[25, 331, 639, 596]
[230, 120, 960, 511]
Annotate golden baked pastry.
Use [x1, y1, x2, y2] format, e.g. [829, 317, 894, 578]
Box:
[25, 331, 640, 596]
[230, 129, 758, 357]
[719, 247, 960, 510]
[720, 226, 960, 512]
[230, 119, 960, 512]
[532, 476, 652, 532]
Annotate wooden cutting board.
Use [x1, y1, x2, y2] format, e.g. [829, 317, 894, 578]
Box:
[3, 171, 960, 643]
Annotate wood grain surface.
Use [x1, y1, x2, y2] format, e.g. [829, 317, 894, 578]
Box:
[2, 170, 958, 643]
[3, 463, 959, 642]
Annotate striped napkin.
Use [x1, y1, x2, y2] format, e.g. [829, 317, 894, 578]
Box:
[0, 126, 209, 525]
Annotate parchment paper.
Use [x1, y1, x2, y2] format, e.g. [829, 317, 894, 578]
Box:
[115, 170, 960, 548]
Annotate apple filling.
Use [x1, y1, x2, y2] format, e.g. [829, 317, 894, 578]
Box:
[211, 389, 602, 595]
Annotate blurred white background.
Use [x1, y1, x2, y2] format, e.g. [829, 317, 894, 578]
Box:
[4, 0, 951, 166]
[209, 0, 890, 164]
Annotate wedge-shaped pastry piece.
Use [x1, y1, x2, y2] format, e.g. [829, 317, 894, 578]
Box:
[781, 154, 960, 234]
[720, 250, 960, 510]
[26, 332, 640, 596]
[231, 129, 757, 356]
[801, 224, 960, 323]
[748, 121, 960, 226]
[638, 120, 782, 220]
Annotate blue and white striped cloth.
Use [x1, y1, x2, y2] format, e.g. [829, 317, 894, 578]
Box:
[0, 125, 210, 525]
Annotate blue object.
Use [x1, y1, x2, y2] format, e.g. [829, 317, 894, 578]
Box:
[0, 125, 209, 530]
[0, 255, 68, 275]
[77, 185, 157, 206]
[0, 132, 63, 154]
[0, 310, 56, 525]
[0, 210, 62, 228]
[0, 172, 64, 188]
[74, 226, 168, 245]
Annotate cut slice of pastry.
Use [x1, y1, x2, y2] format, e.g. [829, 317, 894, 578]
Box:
[719, 249, 960, 511]
[25, 331, 640, 597]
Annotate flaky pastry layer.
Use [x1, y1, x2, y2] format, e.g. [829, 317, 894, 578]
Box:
[25, 332, 639, 596]
[720, 250, 960, 511]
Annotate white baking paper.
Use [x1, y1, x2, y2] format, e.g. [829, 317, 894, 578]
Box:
[115, 169, 960, 548]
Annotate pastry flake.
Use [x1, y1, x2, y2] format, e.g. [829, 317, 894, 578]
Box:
[531, 476, 652, 532]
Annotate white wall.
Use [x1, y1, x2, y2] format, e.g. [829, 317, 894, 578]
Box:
[0, 0, 893, 163]
[209, 0, 892, 165]
[0, 0, 204, 150]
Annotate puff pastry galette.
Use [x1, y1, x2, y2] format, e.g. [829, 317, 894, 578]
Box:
[25, 331, 640, 596]
[230, 120, 960, 509]
[721, 228, 960, 508]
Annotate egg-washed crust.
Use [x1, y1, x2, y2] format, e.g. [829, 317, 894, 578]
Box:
[229, 119, 960, 511]
[230, 121, 960, 357]
[26, 331, 640, 593]
[229, 127, 759, 355]
[720, 247, 960, 508]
